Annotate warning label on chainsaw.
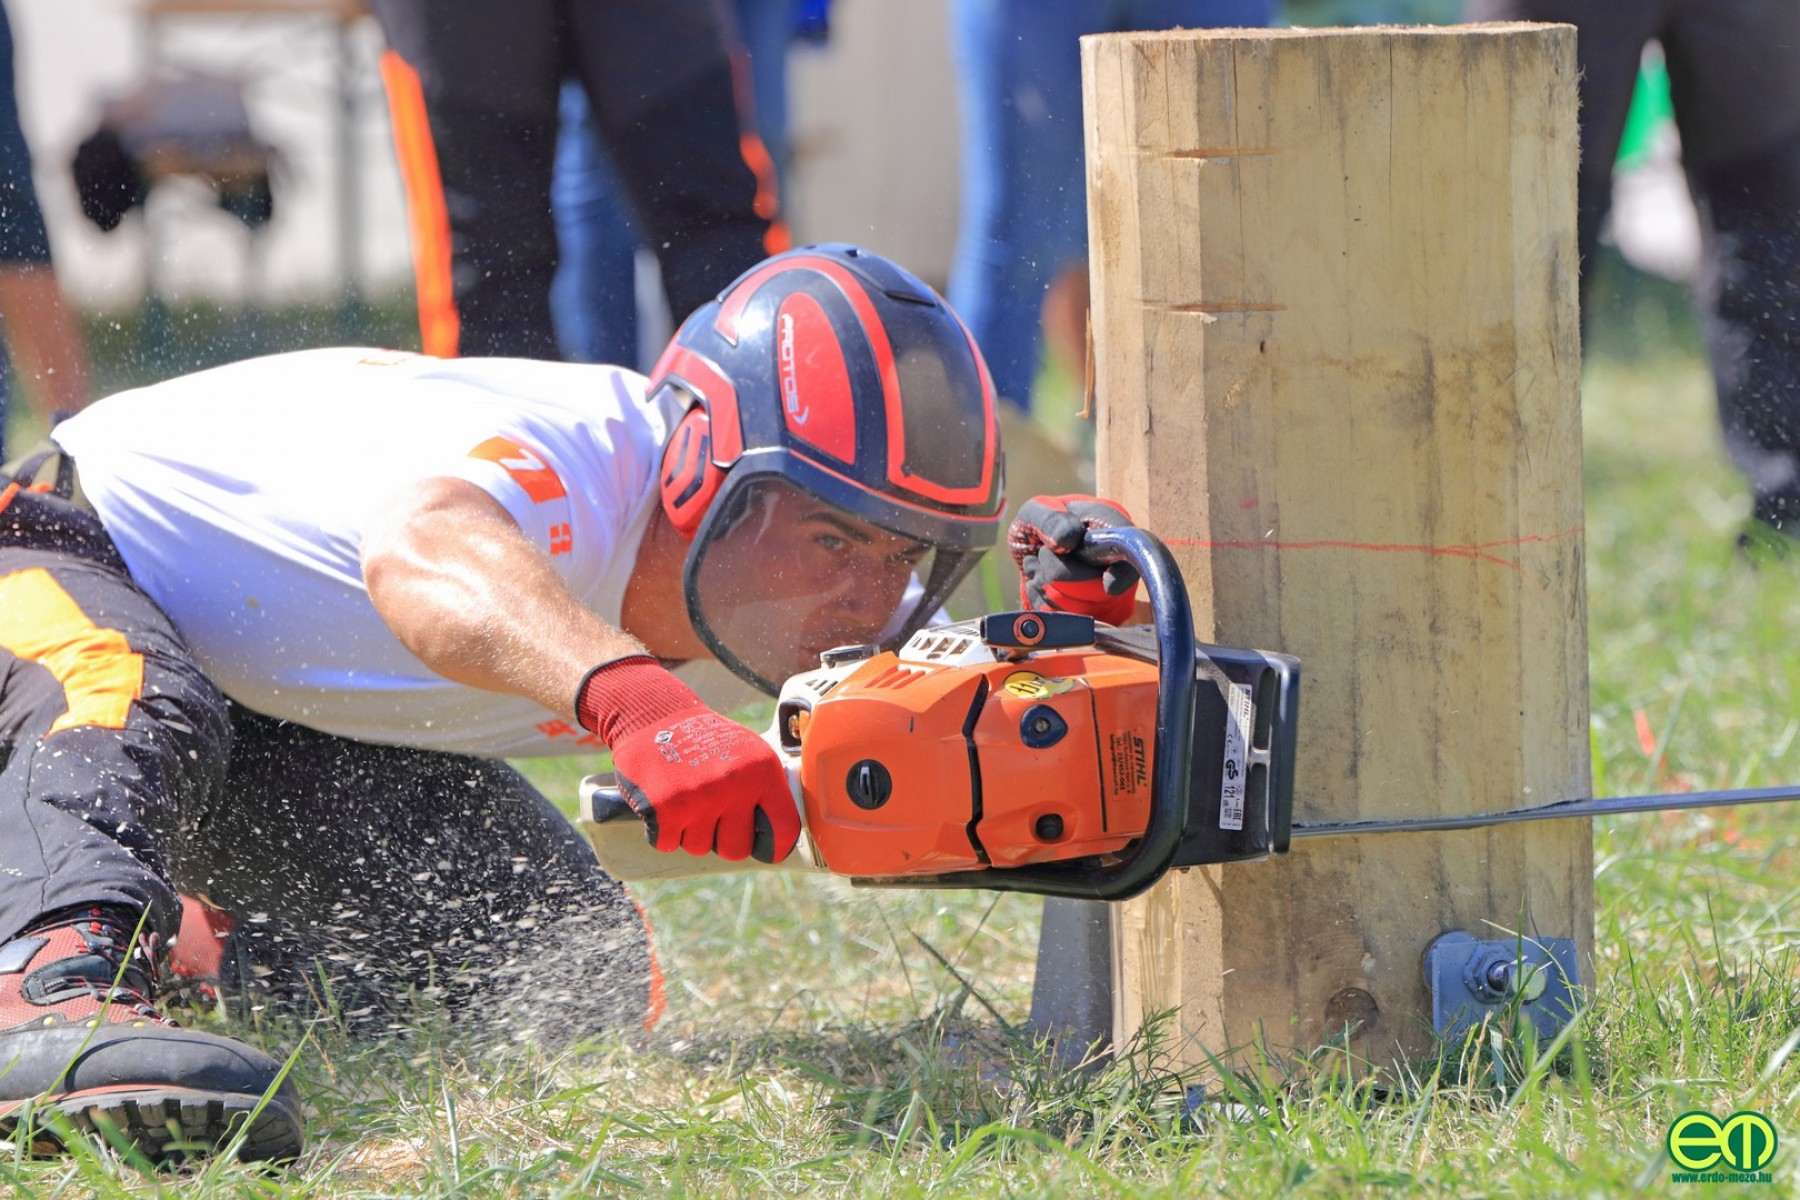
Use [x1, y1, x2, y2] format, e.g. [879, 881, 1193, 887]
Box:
[1004, 671, 1077, 700]
[1219, 683, 1254, 831]
[1108, 730, 1148, 797]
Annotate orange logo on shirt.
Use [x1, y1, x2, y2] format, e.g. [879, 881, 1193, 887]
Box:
[469, 437, 567, 504]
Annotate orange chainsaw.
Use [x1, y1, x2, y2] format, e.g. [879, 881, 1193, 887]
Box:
[580, 528, 1300, 902]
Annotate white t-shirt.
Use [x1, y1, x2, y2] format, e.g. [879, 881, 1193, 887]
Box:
[52, 347, 681, 758]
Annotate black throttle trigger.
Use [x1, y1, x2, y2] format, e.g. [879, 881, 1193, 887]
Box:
[750, 808, 777, 864]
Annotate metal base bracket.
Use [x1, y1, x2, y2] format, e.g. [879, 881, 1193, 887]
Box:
[1424, 931, 1581, 1044]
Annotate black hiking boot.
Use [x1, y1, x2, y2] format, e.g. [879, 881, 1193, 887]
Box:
[0, 906, 305, 1163]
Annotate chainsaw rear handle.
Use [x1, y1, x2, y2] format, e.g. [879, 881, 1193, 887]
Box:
[583, 780, 781, 863]
[860, 524, 1197, 902]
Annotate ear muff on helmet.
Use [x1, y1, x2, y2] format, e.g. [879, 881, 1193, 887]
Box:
[659, 405, 727, 541]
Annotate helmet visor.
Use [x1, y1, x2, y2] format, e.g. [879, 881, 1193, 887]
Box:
[686, 475, 983, 694]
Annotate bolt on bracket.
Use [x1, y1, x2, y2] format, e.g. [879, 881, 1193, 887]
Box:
[1423, 931, 1581, 1044]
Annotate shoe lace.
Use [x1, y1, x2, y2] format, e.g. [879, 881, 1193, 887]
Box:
[28, 907, 169, 1023]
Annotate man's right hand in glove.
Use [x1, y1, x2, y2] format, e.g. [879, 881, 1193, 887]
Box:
[576, 655, 799, 863]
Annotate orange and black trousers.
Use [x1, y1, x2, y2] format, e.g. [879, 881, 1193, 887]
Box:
[0, 486, 222, 951]
[372, 0, 785, 360]
[0, 481, 657, 1029]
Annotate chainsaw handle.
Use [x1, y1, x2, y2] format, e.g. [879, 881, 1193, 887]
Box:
[582, 781, 780, 863]
[1044, 525, 1196, 899]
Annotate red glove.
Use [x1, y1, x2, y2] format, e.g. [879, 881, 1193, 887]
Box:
[1007, 494, 1141, 627]
[576, 656, 799, 863]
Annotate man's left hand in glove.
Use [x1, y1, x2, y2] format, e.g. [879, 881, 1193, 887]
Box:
[1008, 494, 1141, 626]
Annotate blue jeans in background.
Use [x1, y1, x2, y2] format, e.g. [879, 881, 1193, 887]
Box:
[548, 83, 642, 367]
[947, 0, 1273, 410]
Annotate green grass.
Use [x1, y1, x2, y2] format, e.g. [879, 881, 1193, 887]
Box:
[4, 285, 1799, 1194]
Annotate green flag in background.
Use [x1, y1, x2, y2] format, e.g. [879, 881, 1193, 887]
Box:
[1616, 52, 1675, 170]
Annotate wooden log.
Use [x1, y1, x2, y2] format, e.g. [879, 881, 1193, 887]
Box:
[1081, 24, 1592, 1068]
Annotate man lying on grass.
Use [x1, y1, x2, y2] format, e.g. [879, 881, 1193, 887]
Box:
[0, 244, 1138, 1163]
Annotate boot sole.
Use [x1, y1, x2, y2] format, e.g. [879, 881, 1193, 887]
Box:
[0, 1084, 304, 1163]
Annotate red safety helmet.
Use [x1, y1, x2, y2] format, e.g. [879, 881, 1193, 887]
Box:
[647, 243, 1005, 695]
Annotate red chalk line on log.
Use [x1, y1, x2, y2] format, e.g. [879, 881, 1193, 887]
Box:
[1166, 528, 1584, 574]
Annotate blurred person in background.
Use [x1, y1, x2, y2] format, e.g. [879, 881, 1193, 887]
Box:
[371, 0, 786, 362]
[1468, 0, 1800, 549]
[551, 0, 820, 368]
[946, 0, 1274, 417]
[0, 0, 90, 463]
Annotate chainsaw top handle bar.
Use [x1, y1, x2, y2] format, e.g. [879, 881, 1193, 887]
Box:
[986, 525, 1195, 899]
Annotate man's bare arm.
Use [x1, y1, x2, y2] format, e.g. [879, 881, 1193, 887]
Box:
[360, 475, 644, 719]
